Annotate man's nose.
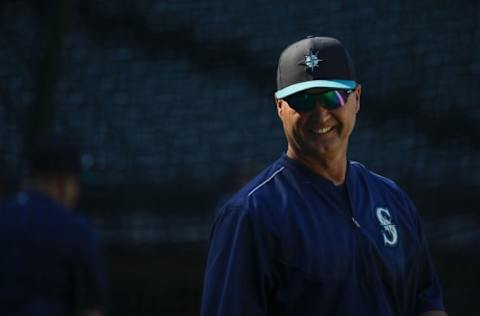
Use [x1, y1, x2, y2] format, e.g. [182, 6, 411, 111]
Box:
[312, 101, 331, 121]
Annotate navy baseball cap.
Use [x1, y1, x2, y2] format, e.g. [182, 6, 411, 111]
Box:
[275, 36, 357, 99]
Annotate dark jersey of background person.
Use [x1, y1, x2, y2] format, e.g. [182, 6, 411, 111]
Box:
[0, 190, 108, 315]
[201, 154, 445, 316]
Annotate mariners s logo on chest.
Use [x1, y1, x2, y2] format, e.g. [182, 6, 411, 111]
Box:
[375, 207, 398, 247]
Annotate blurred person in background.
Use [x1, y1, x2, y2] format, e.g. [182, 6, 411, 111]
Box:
[0, 137, 108, 316]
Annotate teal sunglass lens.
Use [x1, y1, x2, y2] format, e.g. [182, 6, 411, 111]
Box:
[322, 90, 348, 109]
[286, 90, 351, 112]
[285, 94, 316, 112]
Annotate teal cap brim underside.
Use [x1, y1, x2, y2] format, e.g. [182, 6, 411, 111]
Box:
[275, 80, 357, 99]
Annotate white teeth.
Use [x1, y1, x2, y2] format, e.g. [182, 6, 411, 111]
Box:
[312, 127, 333, 134]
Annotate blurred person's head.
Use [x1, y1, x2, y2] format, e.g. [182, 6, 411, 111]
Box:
[26, 137, 82, 209]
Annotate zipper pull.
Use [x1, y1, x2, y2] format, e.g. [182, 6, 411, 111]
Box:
[351, 217, 361, 228]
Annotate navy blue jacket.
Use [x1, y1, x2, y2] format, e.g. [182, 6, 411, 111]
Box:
[0, 191, 108, 315]
[201, 155, 445, 316]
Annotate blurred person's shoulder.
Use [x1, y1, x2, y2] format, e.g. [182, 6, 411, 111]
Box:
[0, 190, 96, 242]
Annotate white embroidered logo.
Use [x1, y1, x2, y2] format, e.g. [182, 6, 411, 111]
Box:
[375, 207, 398, 247]
[303, 51, 323, 72]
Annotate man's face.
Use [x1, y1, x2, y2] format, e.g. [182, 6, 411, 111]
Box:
[276, 85, 361, 161]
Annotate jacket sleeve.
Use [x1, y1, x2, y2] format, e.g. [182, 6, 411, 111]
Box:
[409, 201, 446, 315]
[201, 203, 275, 316]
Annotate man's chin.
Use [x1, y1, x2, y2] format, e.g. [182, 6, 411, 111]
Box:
[303, 142, 341, 160]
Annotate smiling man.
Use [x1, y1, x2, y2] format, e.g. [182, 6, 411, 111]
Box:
[201, 36, 447, 316]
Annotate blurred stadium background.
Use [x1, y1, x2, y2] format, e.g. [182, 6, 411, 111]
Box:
[0, 0, 479, 315]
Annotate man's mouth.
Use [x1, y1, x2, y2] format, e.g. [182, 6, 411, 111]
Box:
[310, 126, 334, 135]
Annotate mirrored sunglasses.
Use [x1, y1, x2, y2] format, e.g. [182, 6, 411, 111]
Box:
[284, 89, 354, 112]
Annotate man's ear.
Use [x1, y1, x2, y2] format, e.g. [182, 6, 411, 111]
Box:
[354, 84, 362, 112]
[275, 95, 284, 119]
